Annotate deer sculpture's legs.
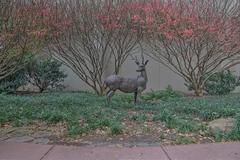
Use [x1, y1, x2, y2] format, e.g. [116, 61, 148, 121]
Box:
[134, 91, 138, 104]
[135, 87, 144, 104]
[106, 90, 115, 104]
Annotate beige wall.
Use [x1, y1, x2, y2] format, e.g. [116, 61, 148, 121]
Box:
[62, 56, 188, 93]
[62, 57, 240, 93]
[118, 56, 187, 92]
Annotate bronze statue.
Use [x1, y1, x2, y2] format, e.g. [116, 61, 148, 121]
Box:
[104, 55, 148, 104]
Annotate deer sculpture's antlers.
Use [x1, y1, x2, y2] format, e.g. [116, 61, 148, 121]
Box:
[131, 55, 140, 65]
[131, 54, 147, 65]
[141, 52, 145, 65]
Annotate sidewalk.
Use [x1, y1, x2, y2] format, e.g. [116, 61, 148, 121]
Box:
[0, 142, 239, 160]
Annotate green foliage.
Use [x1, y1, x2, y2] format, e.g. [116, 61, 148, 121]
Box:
[67, 121, 89, 136]
[27, 58, 67, 92]
[177, 120, 200, 133]
[0, 56, 67, 93]
[213, 129, 225, 142]
[156, 110, 178, 128]
[226, 114, 240, 140]
[114, 94, 133, 105]
[141, 85, 182, 101]
[0, 92, 239, 143]
[153, 110, 200, 133]
[206, 114, 240, 142]
[130, 113, 147, 122]
[204, 70, 238, 95]
[110, 123, 123, 135]
[176, 136, 195, 144]
[39, 110, 67, 123]
[0, 69, 28, 93]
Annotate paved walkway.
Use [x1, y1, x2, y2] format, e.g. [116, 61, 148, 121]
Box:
[0, 142, 239, 160]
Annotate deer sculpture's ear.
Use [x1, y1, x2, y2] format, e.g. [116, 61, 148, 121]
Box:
[135, 61, 140, 65]
[145, 60, 149, 65]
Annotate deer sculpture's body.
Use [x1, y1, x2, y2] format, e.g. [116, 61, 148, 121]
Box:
[104, 56, 149, 104]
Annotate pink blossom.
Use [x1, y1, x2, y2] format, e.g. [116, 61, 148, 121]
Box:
[182, 29, 193, 36]
[80, 26, 86, 32]
[163, 32, 173, 40]
[132, 15, 141, 22]
[208, 27, 217, 32]
[131, 29, 138, 33]
[158, 24, 166, 30]
[41, 8, 50, 16]
[143, 3, 153, 13]
[146, 16, 154, 24]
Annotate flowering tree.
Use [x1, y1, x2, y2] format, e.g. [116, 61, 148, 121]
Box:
[49, 0, 141, 95]
[130, 0, 240, 96]
[0, 0, 65, 80]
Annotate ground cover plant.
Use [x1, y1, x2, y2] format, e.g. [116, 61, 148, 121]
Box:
[0, 69, 27, 93]
[204, 70, 239, 95]
[0, 91, 239, 145]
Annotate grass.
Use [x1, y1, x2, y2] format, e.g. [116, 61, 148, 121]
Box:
[176, 135, 196, 144]
[0, 90, 240, 144]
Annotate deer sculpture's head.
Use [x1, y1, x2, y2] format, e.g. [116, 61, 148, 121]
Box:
[132, 55, 149, 72]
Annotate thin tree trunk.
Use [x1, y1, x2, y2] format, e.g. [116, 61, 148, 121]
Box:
[194, 85, 204, 96]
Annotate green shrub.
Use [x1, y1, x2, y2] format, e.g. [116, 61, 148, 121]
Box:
[141, 85, 182, 101]
[114, 94, 133, 104]
[153, 110, 200, 133]
[153, 111, 175, 126]
[27, 58, 67, 92]
[226, 114, 240, 140]
[0, 57, 67, 93]
[67, 121, 89, 136]
[40, 110, 67, 123]
[98, 118, 111, 127]
[204, 70, 238, 95]
[176, 120, 200, 133]
[176, 135, 195, 144]
[199, 110, 220, 121]
[152, 114, 162, 122]
[0, 69, 27, 93]
[110, 123, 123, 135]
[130, 113, 147, 122]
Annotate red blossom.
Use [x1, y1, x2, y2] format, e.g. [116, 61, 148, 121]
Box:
[131, 29, 138, 33]
[146, 16, 154, 24]
[132, 15, 141, 22]
[143, 4, 153, 13]
[163, 32, 173, 40]
[181, 29, 194, 36]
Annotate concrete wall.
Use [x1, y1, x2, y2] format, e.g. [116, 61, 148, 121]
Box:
[62, 56, 240, 93]
[62, 56, 188, 92]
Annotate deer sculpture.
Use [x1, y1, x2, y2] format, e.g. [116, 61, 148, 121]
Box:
[104, 55, 149, 104]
